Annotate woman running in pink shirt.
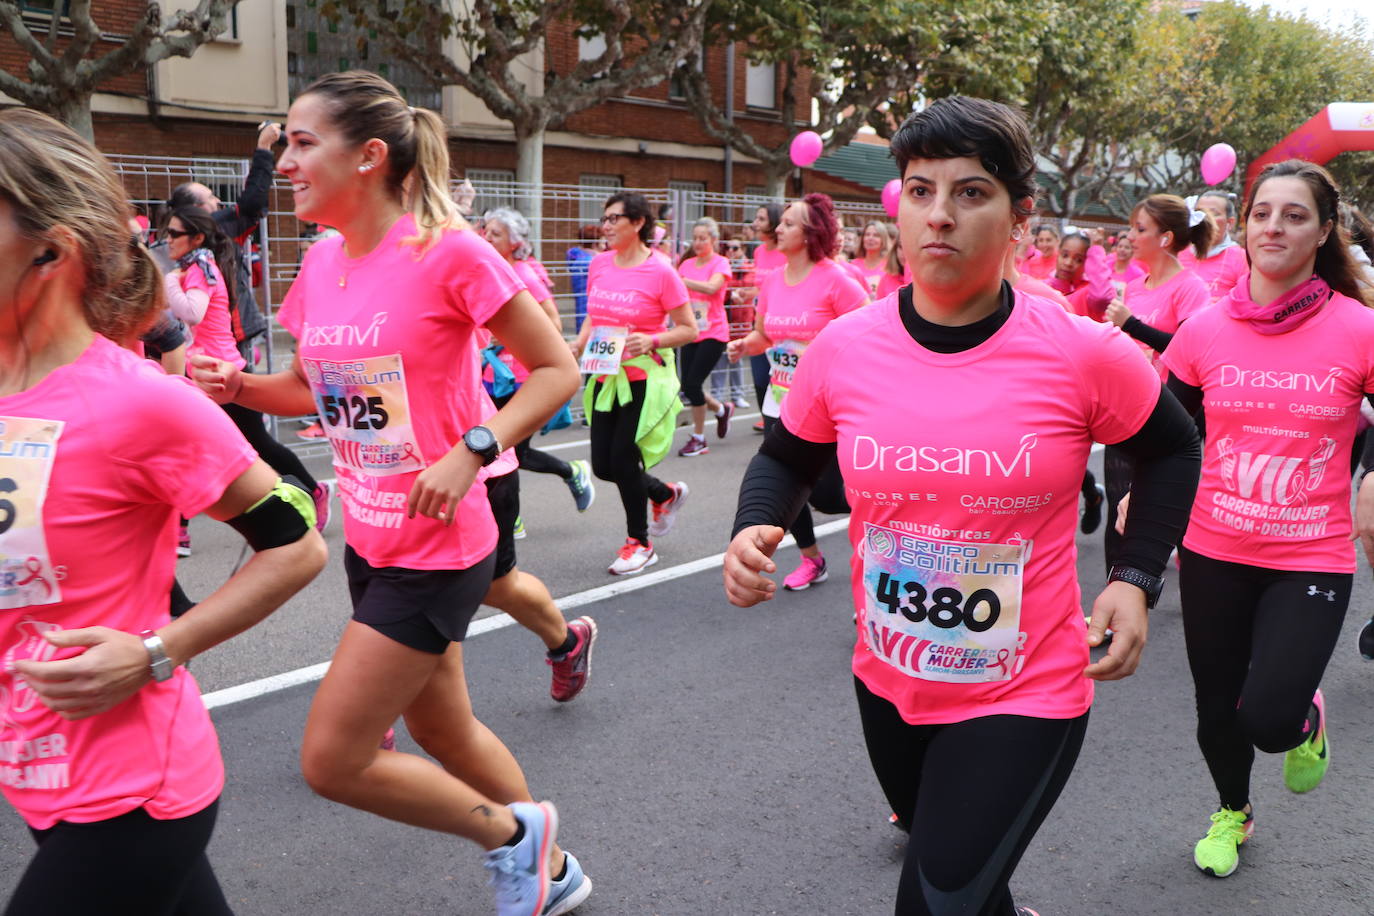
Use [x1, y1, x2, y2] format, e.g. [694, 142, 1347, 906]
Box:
[725, 96, 1199, 916]
[0, 108, 325, 915]
[727, 193, 868, 592]
[676, 216, 736, 457]
[1158, 161, 1374, 879]
[191, 72, 588, 915]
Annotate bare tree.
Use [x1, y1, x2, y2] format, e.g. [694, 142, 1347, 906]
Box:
[324, 0, 712, 230]
[674, 0, 1038, 198]
[0, 0, 243, 139]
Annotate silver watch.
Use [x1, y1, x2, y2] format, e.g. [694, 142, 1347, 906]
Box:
[140, 630, 176, 682]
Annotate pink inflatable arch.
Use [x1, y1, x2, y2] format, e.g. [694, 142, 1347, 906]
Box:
[1245, 103, 1374, 193]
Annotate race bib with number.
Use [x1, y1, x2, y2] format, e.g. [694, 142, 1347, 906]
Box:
[0, 417, 64, 610]
[302, 355, 424, 477]
[691, 303, 710, 329]
[762, 339, 808, 418]
[860, 523, 1028, 684]
[580, 325, 628, 376]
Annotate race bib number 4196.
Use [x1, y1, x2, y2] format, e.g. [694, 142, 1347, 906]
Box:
[0, 418, 64, 610]
[580, 325, 628, 376]
[860, 523, 1028, 684]
[302, 355, 424, 477]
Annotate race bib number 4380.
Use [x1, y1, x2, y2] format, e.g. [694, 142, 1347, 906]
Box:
[302, 355, 424, 477]
[0, 418, 64, 610]
[860, 523, 1028, 684]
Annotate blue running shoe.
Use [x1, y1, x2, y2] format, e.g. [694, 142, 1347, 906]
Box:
[542, 851, 592, 915]
[484, 801, 559, 916]
[566, 459, 595, 512]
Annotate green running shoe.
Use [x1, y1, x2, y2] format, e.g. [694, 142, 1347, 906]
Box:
[1284, 688, 1329, 793]
[1193, 807, 1254, 878]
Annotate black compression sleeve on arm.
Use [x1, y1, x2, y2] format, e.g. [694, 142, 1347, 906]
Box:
[1109, 383, 1202, 576]
[733, 423, 838, 538]
[1166, 374, 1204, 418]
[1121, 316, 1174, 353]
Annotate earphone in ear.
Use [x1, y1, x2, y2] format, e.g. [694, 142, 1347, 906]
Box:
[32, 250, 56, 267]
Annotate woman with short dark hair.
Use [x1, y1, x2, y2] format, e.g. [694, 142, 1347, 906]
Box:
[725, 95, 1200, 915]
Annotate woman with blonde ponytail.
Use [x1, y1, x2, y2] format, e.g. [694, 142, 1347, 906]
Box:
[0, 108, 325, 914]
[190, 72, 590, 916]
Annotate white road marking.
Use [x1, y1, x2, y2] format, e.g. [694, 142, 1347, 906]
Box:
[202, 518, 850, 710]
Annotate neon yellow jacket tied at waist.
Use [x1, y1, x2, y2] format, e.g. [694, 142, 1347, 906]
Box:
[584, 349, 682, 470]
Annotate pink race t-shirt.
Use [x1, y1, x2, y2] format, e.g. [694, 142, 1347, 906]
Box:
[781, 291, 1161, 725]
[496, 258, 553, 384]
[759, 258, 869, 344]
[750, 244, 787, 298]
[678, 253, 732, 343]
[1020, 250, 1056, 280]
[585, 249, 689, 335]
[1124, 268, 1211, 374]
[860, 263, 887, 297]
[1014, 274, 1071, 311]
[279, 215, 522, 571]
[876, 271, 905, 300]
[1178, 243, 1247, 301]
[0, 336, 255, 829]
[1162, 289, 1374, 573]
[182, 258, 244, 370]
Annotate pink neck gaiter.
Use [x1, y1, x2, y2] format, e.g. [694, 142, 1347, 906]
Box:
[1224, 273, 1331, 335]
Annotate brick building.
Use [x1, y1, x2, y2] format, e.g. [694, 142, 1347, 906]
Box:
[1, 2, 886, 218]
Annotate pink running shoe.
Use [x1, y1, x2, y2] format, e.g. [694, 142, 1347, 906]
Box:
[312, 481, 331, 533]
[783, 555, 827, 591]
[380, 727, 396, 751]
[548, 616, 598, 703]
[648, 482, 689, 537]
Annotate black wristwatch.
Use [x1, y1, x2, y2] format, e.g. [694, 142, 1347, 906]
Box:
[1108, 566, 1165, 609]
[462, 425, 502, 466]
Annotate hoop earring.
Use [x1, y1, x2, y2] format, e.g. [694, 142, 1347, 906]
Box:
[1011, 228, 1024, 241]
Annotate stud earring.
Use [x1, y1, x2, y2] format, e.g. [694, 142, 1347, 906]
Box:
[359, 163, 374, 173]
[1011, 228, 1023, 241]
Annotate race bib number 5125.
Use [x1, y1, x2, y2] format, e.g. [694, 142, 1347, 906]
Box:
[860, 523, 1028, 683]
[302, 355, 424, 477]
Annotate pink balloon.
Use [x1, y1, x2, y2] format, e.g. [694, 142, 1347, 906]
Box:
[789, 130, 823, 168]
[1200, 142, 1237, 186]
[881, 178, 902, 218]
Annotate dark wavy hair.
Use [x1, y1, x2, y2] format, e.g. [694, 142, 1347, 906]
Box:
[1133, 194, 1215, 260]
[1242, 160, 1370, 306]
[890, 96, 1038, 219]
[604, 191, 655, 245]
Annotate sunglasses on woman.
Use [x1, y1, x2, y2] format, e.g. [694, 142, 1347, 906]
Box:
[161, 227, 192, 239]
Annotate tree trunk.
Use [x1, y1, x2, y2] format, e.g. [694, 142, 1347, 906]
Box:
[57, 96, 95, 142]
[514, 123, 545, 259]
[763, 163, 789, 200]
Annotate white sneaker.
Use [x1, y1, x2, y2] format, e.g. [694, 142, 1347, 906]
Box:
[608, 538, 657, 575]
[648, 481, 689, 537]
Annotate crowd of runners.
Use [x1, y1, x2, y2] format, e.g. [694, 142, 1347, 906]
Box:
[3, 73, 1374, 916]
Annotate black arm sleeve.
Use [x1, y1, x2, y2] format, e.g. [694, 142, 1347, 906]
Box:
[1109, 382, 1202, 576]
[1121, 316, 1174, 353]
[732, 422, 838, 537]
[215, 148, 275, 240]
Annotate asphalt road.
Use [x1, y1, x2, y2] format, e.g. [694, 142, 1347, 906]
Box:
[2, 424, 1372, 915]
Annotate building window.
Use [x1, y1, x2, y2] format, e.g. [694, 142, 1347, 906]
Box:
[306, 31, 317, 54]
[287, 51, 299, 75]
[285, 5, 295, 29]
[467, 169, 517, 216]
[746, 60, 776, 109]
[578, 33, 607, 62]
[580, 174, 623, 225]
[668, 180, 706, 225]
[19, 0, 71, 14]
[668, 49, 704, 101]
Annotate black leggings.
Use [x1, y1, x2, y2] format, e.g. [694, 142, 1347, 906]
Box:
[855, 678, 1087, 916]
[679, 339, 726, 407]
[492, 392, 571, 480]
[222, 402, 317, 491]
[1178, 546, 1349, 810]
[762, 415, 848, 549]
[6, 799, 231, 915]
[588, 378, 672, 543]
[750, 353, 770, 409]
